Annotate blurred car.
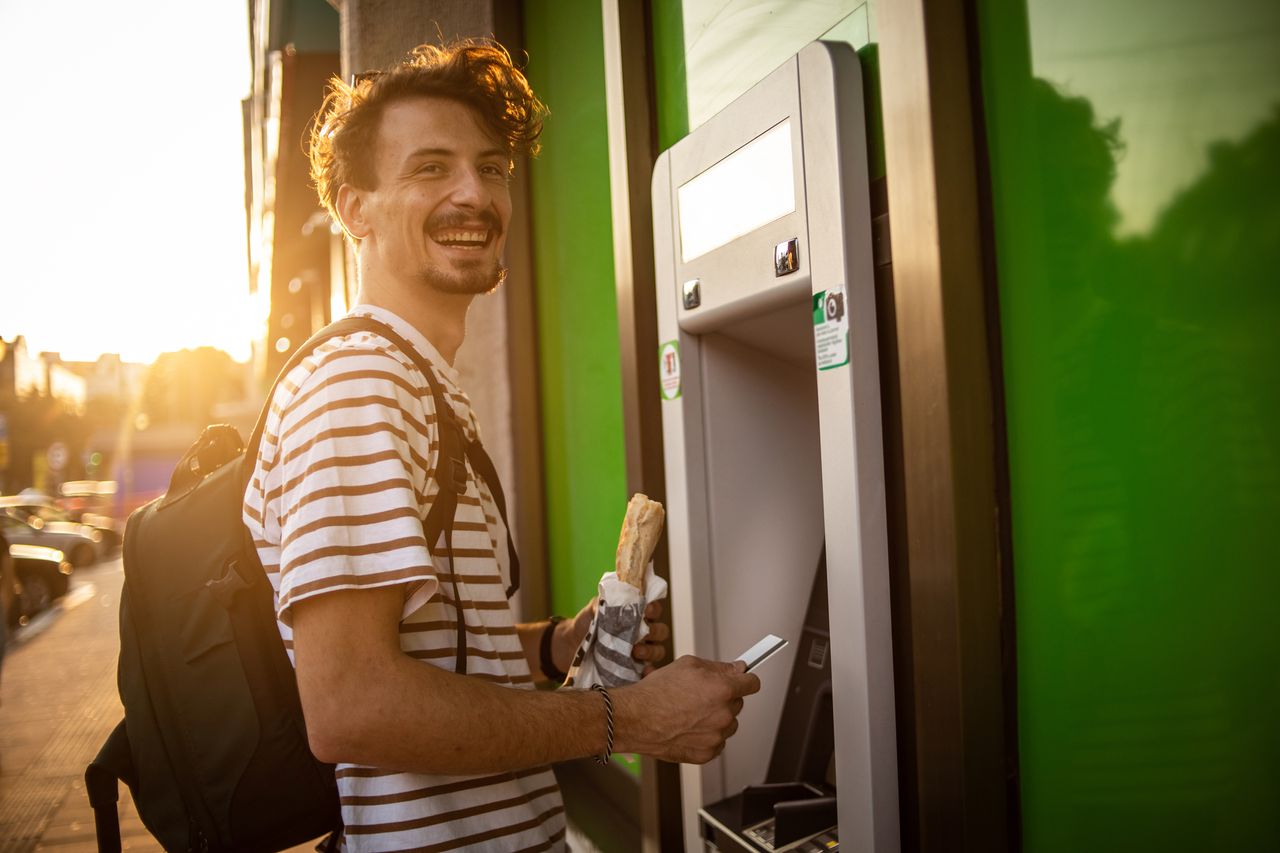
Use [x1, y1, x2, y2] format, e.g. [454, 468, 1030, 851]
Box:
[0, 506, 101, 567]
[78, 512, 125, 553]
[5, 543, 73, 628]
[2, 492, 121, 555]
[55, 482, 125, 553]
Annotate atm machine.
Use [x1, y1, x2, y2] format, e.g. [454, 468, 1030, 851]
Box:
[652, 42, 898, 852]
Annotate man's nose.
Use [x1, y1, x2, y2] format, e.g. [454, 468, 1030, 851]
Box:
[447, 167, 489, 209]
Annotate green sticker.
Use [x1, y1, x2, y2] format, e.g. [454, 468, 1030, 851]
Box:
[659, 340, 682, 399]
[813, 287, 850, 371]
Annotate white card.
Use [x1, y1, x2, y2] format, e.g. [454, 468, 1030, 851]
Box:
[737, 634, 788, 672]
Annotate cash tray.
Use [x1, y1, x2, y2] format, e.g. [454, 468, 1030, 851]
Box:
[699, 782, 839, 852]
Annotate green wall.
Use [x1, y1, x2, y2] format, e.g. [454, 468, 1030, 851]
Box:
[977, 0, 1280, 848]
[651, 0, 689, 150]
[523, 1, 628, 618]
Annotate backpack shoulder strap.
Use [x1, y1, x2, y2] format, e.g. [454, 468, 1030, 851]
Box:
[322, 317, 470, 518]
[464, 441, 521, 598]
[345, 319, 522, 598]
[243, 315, 474, 546]
[252, 315, 522, 673]
[242, 316, 391, 481]
[344, 318, 482, 675]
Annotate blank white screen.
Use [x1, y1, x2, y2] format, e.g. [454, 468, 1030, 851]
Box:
[677, 120, 796, 263]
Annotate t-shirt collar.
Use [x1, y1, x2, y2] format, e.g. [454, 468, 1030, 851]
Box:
[349, 303, 462, 388]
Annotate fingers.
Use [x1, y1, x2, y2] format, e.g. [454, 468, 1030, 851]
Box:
[631, 620, 670, 665]
[643, 600, 664, 622]
[714, 659, 761, 697]
[731, 671, 761, 698]
[644, 621, 670, 644]
[632, 637, 667, 664]
[683, 711, 741, 765]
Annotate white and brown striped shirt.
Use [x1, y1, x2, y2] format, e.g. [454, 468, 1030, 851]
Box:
[243, 305, 565, 852]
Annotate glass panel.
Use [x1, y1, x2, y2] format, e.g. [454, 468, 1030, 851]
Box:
[678, 120, 796, 262]
[670, 2, 884, 178]
[977, 0, 1280, 849]
[681, 0, 870, 130]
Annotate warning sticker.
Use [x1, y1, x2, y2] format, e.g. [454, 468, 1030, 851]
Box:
[659, 340, 682, 400]
[813, 287, 850, 371]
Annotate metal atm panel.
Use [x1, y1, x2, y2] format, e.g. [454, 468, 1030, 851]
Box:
[653, 42, 897, 852]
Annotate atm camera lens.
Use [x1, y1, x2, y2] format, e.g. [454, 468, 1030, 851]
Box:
[825, 292, 845, 322]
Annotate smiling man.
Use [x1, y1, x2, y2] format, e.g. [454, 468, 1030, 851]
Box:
[242, 41, 759, 851]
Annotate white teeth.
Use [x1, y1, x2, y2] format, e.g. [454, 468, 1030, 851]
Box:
[435, 230, 487, 245]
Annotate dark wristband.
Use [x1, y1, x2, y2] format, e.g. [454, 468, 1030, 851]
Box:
[540, 615, 568, 683]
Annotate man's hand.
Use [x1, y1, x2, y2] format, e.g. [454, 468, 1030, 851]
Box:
[551, 599, 669, 676]
[633, 600, 668, 674]
[612, 655, 760, 764]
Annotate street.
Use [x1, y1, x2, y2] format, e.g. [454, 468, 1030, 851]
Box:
[0, 557, 322, 852]
[0, 555, 158, 851]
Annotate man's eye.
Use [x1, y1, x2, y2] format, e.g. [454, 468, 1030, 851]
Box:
[415, 163, 444, 175]
[480, 164, 508, 179]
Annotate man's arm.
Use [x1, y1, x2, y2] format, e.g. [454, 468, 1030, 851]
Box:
[293, 584, 756, 774]
[515, 619, 564, 684]
[515, 600, 592, 685]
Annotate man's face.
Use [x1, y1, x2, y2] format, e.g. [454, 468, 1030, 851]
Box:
[361, 96, 513, 295]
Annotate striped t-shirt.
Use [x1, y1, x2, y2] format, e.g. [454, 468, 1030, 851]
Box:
[243, 305, 565, 852]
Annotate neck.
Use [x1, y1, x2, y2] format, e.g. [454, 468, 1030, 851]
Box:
[354, 256, 474, 365]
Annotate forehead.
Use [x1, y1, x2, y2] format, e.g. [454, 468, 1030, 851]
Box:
[374, 96, 504, 166]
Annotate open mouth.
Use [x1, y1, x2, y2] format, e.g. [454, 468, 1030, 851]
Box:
[431, 228, 491, 250]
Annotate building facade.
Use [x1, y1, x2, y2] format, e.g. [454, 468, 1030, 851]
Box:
[0, 337, 90, 493]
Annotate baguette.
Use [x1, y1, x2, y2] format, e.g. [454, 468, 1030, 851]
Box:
[615, 493, 665, 591]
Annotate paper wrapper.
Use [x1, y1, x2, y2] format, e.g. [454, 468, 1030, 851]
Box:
[564, 564, 668, 688]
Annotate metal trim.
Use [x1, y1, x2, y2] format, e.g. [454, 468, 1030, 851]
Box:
[876, 0, 1013, 849]
[601, 1, 684, 850]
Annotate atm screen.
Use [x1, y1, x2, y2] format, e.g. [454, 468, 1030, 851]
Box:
[677, 119, 796, 262]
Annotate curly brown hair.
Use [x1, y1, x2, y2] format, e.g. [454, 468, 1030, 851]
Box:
[309, 39, 546, 226]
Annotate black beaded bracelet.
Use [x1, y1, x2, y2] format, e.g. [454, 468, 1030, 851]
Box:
[540, 616, 567, 683]
[591, 684, 614, 765]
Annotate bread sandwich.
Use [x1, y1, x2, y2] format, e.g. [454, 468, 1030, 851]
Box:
[615, 493, 665, 591]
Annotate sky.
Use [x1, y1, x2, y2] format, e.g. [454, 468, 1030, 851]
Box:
[0, 0, 255, 364]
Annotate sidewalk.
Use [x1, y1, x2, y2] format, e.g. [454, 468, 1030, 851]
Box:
[0, 556, 157, 851]
[0, 558, 317, 852]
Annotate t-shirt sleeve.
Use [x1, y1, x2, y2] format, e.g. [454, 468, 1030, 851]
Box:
[270, 346, 440, 624]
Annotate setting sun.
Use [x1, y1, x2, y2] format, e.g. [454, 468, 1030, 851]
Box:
[0, 1, 255, 364]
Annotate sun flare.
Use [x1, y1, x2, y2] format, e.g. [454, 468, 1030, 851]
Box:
[0, 0, 254, 366]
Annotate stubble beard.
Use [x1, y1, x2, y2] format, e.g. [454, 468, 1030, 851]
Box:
[417, 259, 508, 296]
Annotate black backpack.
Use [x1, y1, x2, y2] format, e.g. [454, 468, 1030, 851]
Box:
[85, 315, 519, 853]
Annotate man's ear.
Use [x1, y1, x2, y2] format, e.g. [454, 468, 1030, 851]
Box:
[335, 184, 371, 240]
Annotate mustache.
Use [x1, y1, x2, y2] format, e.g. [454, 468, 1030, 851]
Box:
[426, 210, 503, 234]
